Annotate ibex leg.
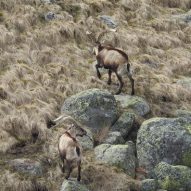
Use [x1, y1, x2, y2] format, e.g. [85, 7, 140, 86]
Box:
[77, 160, 81, 181]
[65, 161, 72, 180]
[95, 63, 102, 79]
[107, 70, 112, 85]
[127, 72, 135, 95]
[115, 72, 124, 95]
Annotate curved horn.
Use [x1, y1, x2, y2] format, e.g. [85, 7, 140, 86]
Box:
[97, 28, 117, 45]
[48, 114, 76, 129]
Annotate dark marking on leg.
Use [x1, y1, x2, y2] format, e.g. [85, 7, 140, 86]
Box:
[127, 72, 135, 95]
[107, 70, 112, 85]
[95, 63, 101, 79]
[65, 161, 72, 180]
[77, 161, 81, 181]
[76, 146, 80, 157]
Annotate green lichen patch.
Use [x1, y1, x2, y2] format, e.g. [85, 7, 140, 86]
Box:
[182, 151, 191, 167]
[161, 176, 181, 191]
[185, 124, 191, 134]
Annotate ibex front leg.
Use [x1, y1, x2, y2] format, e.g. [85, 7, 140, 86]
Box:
[95, 63, 101, 79]
[77, 160, 81, 181]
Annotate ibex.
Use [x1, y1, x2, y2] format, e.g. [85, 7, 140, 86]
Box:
[47, 115, 87, 181]
[89, 30, 135, 95]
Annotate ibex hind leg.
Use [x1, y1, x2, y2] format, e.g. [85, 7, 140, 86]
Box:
[115, 71, 124, 95]
[65, 161, 72, 180]
[107, 70, 112, 85]
[127, 72, 135, 95]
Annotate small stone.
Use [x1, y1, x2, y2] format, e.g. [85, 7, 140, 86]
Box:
[104, 131, 125, 144]
[100, 15, 118, 29]
[44, 12, 56, 21]
[140, 179, 158, 191]
[111, 112, 135, 137]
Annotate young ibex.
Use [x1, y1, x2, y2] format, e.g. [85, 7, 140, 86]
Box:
[90, 30, 135, 95]
[47, 115, 87, 181]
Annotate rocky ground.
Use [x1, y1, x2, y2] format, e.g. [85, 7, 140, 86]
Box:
[0, 0, 191, 191]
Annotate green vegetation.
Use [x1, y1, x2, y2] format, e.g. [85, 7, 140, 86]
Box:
[161, 176, 181, 191]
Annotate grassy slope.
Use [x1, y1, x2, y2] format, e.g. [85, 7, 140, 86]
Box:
[0, 0, 190, 190]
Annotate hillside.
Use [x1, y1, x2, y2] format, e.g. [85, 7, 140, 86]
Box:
[0, 0, 191, 190]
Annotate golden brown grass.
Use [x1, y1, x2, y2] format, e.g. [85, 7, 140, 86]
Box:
[0, 0, 191, 190]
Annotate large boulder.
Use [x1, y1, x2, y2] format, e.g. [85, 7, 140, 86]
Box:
[60, 180, 89, 191]
[115, 95, 150, 117]
[95, 144, 136, 177]
[111, 112, 135, 137]
[153, 162, 191, 191]
[61, 89, 119, 132]
[137, 117, 191, 171]
[9, 158, 43, 176]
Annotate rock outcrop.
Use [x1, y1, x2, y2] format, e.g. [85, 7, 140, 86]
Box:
[61, 89, 119, 132]
[103, 131, 125, 145]
[153, 162, 191, 191]
[60, 180, 90, 191]
[115, 95, 150, 117]
[9, 158, 43, 176]
[111, 112, 135, 137]
[137, 117, 191, 171]
[95, 143, 136, 177]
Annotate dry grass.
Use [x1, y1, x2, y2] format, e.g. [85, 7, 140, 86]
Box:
[0, 0, 191, 190]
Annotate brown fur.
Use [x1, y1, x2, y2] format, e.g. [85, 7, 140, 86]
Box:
[58, 124, 86, 181]
[95, 44, 134, 95]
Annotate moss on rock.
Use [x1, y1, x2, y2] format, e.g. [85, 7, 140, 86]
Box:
[154, 162, 191, 191]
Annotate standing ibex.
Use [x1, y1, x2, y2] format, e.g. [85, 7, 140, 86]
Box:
[89, 30, 135, 95]
[47, 115, 87, 181]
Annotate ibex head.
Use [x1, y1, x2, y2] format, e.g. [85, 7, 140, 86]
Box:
[67, 122, 87, 137]
[86, 29, 117, 56]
